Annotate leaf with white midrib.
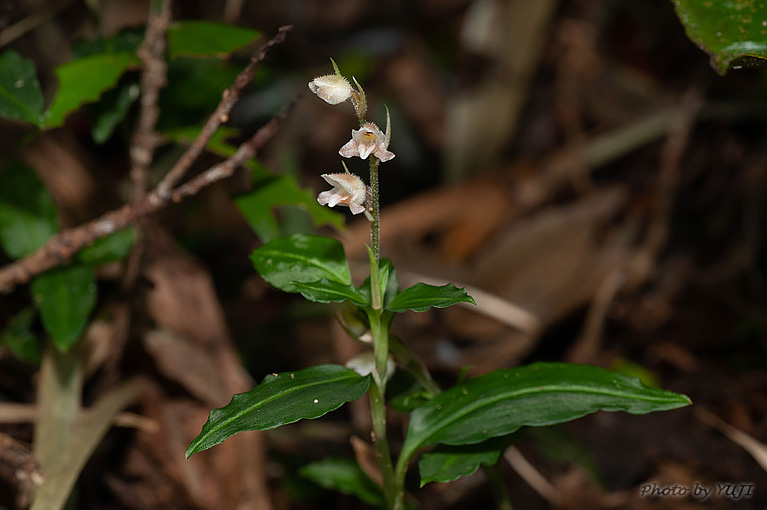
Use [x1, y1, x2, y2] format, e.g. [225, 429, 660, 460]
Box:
[187, 365, 369, 457]
[399, 363, 691, 465]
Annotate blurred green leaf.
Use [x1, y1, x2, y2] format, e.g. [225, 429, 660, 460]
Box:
[418, 436, 515, 486]
[44, 52, 139, 128]
[76, 228, 135, 266]
[300, 458, 386, 507]
[386, 283, 475, 313]
[71, 29, 144, 59]
[31, 266, 97, 353]
[387, 370, 433, 413]
[187, 365, 369, 457]
[399, 363, 692, 468]
[168, 20, 260, 58]
[163, 124, 241, 155]
[251, 234, 352, 293]
[1, 308, 41, 365]
[168, 128, 340, 238]
[0, 161, 58, 259]
[160, 57, 241, 128]
[235, 176, 345, 242]
[673, 1, 767, 74]
[68, 31, 144, 141]
[298, 458, 386, 507]
[90, 82, 140, 144]
[523, 427, 602, 485]
[0, 50, 44, 126]
[609, 358, 661, 389]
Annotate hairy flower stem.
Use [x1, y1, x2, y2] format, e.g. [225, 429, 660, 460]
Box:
[366, 155, 403, 508]
[369, 157, 382, 310]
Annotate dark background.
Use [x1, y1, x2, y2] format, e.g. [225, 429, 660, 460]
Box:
[1, 0, 766, 509]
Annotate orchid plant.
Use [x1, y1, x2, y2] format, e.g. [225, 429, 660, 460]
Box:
[186, 60, 692, 509]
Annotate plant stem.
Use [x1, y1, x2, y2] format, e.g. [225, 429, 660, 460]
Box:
[365, 154, 404, 508]
[484, 463, 512, 510]
[369, 157, 382, 310]
[368, 373, 397, 507]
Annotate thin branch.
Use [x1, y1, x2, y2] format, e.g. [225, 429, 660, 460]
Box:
[155, 25, 292, 199]
[123, 0, 172, 292]
[0, 0, 74, 48]
[130, 0, 172, 200]
[0, 98, 296, 293]
[0, 26, 293, 293]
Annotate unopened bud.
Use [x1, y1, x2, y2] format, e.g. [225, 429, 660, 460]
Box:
[308, 75, 353, 105]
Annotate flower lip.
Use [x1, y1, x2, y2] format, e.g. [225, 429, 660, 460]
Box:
[317, 172, 371, 220]
[308, 75, 353, 105]
[338, 122, 395, 162]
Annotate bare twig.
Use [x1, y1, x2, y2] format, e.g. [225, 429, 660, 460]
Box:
[130, 0, 171, 200]
[155, 25, 292, 199]
[123, 0, 171, 292]
[696, 407, 767, 472]
[504, 446, 563, 505]
[0, 99, 295, 293]
[0, 0, 74, 48]
[224, 0, 245, 24]
[627, 89, 703, 288]
[0, 27, 294, 293]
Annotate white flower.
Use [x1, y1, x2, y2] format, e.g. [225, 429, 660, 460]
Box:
[317, 172, 371, 219]
[338, 122, 395, 162]
[308, 75, 353, 105]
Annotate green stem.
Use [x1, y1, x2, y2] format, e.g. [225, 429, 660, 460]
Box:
[368, 378, 397, 507]
[484, 463, 512, 510]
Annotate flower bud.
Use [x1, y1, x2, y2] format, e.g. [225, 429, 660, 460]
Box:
[308, 75, 353, 105]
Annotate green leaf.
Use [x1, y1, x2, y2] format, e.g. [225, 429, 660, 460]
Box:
[399, 363, 692, 466]
[293, 279, 369, 306]
[299, 458, 385, 506]
[383, 260, 399, 308]
[187, 365, 369, 457]
[250, 234, 352, 293]
[71, 29, 144, 59]
[167, 21, 261, 58]
[0, 161, 59, 259]
[165, 125, 242, 156]
[387, 370, 434, 413]
[236, 176, 345, 242]
[30, 265, 97, 352]
[0, 51, 44, 126]
[418, 435, 516, 486]
[90, 82, 140, 144]
[160, 57, 242, 129]
[0, 308, 41, 365]
[523, 427, 602, 485]
[673, 1, 767, 74]
[386, 282, 475, 313]
[167, 128, 343, 239]
[44, 52, 139, 128]
[76, 227, 135, 266]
